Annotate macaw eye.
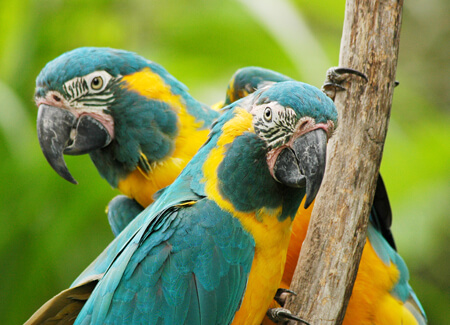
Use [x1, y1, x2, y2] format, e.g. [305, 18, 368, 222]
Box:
[91, 76, 104, 90]
[264, 107, 272, 122]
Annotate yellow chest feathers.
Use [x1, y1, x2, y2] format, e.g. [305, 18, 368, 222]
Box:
[200, 109, 294, 324]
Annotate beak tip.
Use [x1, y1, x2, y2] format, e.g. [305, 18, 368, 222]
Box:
[68, 177, 78, 185]
[303, 197, 313, 209]
[46, 157, 78, 184]
[271, 128, 328, 208]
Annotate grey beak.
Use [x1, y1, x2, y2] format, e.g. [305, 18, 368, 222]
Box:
[36, 104, 112, 184]
[273, 129, 328, 209]
[37, 104, 78, 184]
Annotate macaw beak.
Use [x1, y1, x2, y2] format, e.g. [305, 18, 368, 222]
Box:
[273, 129, 328, 209]
[36, 104, 112, 184]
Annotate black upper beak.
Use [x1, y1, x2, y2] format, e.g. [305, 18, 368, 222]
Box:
[36, 104, 112, 184]
[273, 128, 328, 209]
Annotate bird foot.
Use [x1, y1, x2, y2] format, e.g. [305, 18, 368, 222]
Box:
[321, 67, 368, 101]
[266, 307, 310, 325]
[274, 288, 297, 306]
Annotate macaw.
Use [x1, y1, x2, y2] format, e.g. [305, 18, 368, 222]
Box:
[223, 67, 427, 324]
[267, 174, 427, 325]
[28, 80, 336, 324]
[35, 47, 219, 236]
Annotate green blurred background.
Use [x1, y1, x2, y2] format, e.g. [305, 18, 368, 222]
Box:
[0, 0, 448, 323]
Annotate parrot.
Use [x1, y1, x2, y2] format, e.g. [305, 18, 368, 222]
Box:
[199, 66, 428, 325]
[108, 65, 298, 237]
[27, 80, 336, 324]
[32, 46, 426, 324]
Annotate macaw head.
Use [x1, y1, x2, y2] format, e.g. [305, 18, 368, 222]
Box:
[35, 47, 217, 187]
[254, 81, 337, 208]
[204, 80, 337, 214]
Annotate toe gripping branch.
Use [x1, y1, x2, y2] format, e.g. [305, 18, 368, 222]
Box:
[266, 308, 310, 325]
[266, 289, 310, 324]
[321, 67, 368, 101]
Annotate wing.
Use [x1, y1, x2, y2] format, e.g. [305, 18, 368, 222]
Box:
[24, 275, 101, 325]
[76, 199, 255, 325]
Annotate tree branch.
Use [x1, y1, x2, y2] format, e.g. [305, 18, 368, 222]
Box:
[284, 1, 403, 324]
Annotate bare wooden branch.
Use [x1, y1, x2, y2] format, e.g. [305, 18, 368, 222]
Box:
[284, 1, 403, 324]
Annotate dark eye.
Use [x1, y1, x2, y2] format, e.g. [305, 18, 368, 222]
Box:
[91, 76, 104, 90]
[264, 107, 272, 122]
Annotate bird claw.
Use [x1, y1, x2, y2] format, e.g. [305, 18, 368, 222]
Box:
[274, 288, 297, 306]
[321, 66, 368, 101]
[266, 307, 310, 325]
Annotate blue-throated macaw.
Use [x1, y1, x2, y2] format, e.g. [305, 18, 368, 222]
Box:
[32, 47, 426, 324]
[28, 80, 336, 324]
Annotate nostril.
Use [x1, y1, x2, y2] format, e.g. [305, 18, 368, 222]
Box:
[299, 120, 309, 129]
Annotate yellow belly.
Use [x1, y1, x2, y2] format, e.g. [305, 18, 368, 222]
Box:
[281, 198, 314, 288]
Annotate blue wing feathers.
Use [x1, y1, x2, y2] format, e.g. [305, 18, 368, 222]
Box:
[75, 198, 254, 324]
[183, 275, 201, 324]
[195, 277, 218, 324]
[368, 222, 426, 322]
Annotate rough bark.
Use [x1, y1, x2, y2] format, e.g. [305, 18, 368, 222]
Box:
[284, 1, 403, 324]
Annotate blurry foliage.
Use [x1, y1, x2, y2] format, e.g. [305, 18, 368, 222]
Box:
[0, 0, 448, 324]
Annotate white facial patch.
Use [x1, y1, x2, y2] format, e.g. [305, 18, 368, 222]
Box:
[62, 70, 117, 110]
[252, 101, 297, 148]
